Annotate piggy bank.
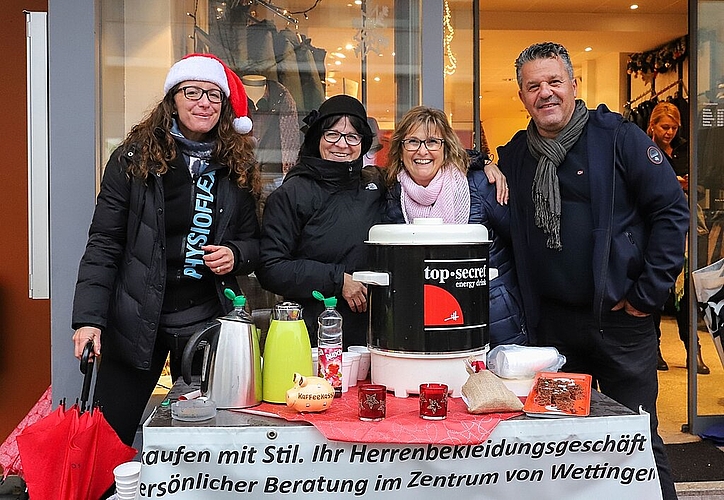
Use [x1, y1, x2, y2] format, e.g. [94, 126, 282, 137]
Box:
[285, 373, 335, 412]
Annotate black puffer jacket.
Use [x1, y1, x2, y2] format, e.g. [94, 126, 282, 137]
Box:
[257, 156, 385, 346]
[72, 145, 260, 370]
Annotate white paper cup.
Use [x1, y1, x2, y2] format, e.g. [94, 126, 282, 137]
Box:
[345, 352, 361, 387]
[311, 347, 319, 376]
[114, 461, 142, 480]
[341, 355, 353, 393]
[114, 461, 141, 499]
[115, 485, 138, 499]
[115, 479, 139, 487]
[348, 346, 371, 380]
[115, 485, 139, 499]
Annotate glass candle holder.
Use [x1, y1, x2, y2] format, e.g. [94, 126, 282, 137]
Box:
[358, 384, 386, 421]
[419, 383, 448, 420]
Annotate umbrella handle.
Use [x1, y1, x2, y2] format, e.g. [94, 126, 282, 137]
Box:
[80, 340, 94, 374]
[80, 341, 95, 412]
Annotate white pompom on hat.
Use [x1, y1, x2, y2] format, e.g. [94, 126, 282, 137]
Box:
[164, 53, 252, 134]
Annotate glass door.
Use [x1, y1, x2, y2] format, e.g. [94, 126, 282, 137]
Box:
[689, 0, 724, 435]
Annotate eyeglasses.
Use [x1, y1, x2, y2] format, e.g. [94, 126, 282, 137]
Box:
[176, 86, 224, 104]
[401, 137, 445, 152]
[322, 130, 363, 147]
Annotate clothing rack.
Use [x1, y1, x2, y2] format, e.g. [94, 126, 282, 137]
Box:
[626, 79, 687, 107]
[252, 0, 299, 25]
[655, 79, 688, 100]
[627, 88, 655, 107]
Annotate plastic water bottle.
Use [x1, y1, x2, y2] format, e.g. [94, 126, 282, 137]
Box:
[313, 291, 343, 397]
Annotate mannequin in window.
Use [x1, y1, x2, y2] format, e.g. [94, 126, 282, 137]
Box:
[242, 74, 300, 213]
[243, 75, 267, 106]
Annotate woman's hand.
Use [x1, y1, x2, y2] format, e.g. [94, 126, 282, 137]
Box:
[343, 273, 368, 313]
[483, 161, 509, 205]
[677, 175, 688, 192]
[203, 245, 235, 275]
[73, 326, 101, 359]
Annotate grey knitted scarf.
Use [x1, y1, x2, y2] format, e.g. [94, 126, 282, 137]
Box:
[526, 99, 589, 251]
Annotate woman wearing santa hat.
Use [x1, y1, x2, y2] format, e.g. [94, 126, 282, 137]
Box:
[71, 53, 260, 447]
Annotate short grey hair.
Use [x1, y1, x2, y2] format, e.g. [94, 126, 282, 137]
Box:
[515, 42, 574, 88]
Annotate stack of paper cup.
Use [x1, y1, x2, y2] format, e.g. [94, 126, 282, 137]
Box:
[348, 346, 371, 381]
[113, 461, 142, 500]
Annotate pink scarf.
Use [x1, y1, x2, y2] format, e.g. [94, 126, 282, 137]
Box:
[398, 165, 470, 224]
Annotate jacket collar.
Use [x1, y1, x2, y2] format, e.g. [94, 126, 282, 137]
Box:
[285, 155, 364, 190]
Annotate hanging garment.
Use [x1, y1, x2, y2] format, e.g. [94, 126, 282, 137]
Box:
[273, 29, 305, 116]
[249, 79, 301, 176]
[247, 19, 279, 81]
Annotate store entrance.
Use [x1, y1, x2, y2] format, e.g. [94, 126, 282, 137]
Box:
[474, 1, 722, 443]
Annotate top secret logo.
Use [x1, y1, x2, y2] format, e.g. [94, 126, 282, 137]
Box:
[424, 266, 487, 284]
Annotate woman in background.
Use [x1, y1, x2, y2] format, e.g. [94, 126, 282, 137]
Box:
[648, 101, 709, 374]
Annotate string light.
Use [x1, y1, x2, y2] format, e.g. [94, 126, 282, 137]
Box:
[443, 0, 457, 76]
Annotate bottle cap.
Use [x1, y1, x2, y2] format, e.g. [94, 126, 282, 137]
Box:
[312, 290, 337, 308]
[224, 288, 247, 308]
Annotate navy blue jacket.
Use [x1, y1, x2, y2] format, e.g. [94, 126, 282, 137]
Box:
[498, 104, 689, 333]
[385, 160, 528, 347]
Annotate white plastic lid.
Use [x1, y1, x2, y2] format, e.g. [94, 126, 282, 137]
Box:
[366, 220, 490, 245]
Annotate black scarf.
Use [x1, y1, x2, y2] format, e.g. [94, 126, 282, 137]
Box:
[526, 99, 589, 251]
[170, 119, 215, 175]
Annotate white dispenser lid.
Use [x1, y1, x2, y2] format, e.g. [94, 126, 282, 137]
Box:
[367, 219, 490, 245]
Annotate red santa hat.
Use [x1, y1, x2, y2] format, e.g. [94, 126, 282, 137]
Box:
[164, 53, 252, 134]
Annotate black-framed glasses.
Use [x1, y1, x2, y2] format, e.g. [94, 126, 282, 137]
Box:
[176, 86, 224, 104]
[322, 130, 363, 147]
[401, 137, 445, 152]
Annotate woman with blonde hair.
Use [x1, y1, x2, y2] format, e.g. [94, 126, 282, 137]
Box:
[385, 106, 527, 347]
[647, 101, 709, 374]
[648, 101, 688, 187]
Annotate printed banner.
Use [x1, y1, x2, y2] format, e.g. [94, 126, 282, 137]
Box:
[138, 411, 662, 499]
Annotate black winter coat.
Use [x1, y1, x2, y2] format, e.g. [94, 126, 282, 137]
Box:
[257, 156, 385, 346]
[72, 145, 260, 370]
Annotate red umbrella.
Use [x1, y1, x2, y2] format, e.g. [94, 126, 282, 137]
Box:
[0, 385, 53, 479]
[17, 342, 137, 500]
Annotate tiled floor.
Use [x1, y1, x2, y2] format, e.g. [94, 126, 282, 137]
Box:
[657, 317, 723, 445]
[659, 316, 724, 498]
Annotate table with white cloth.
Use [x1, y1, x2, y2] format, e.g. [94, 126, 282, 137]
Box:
[137, 379, 663, 500]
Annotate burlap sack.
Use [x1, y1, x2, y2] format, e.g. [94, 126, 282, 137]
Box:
[461, 368, 524, 414]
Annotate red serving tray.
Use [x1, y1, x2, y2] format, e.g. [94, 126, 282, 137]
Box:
[523, 371, 592, 418]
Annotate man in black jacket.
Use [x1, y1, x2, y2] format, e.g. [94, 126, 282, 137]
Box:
[498, 42, 688, 500]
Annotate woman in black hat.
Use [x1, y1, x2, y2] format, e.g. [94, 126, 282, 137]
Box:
[257, 95, 385, 346]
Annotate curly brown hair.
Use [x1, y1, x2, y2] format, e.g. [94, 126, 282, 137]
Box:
[120, 85, 261, 194]
[385, 106, 470, 187]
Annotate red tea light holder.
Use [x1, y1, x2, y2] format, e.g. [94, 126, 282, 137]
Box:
[358, 384, 386, 421]
[419, 383, 448, 420]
